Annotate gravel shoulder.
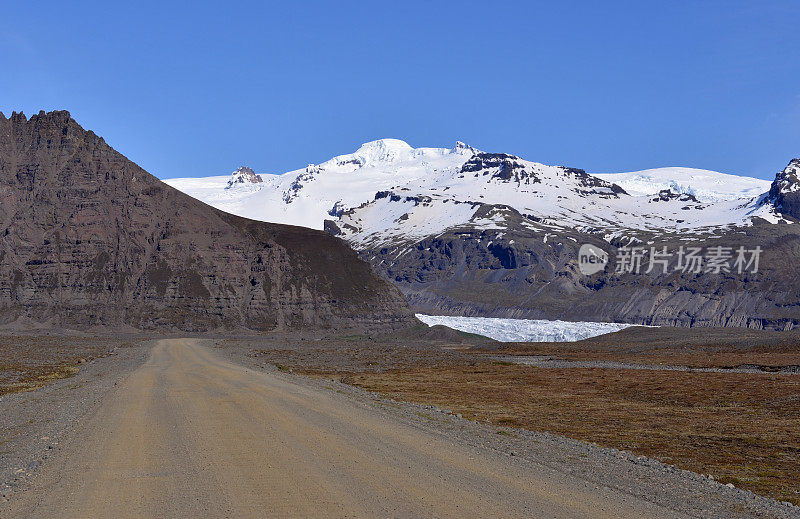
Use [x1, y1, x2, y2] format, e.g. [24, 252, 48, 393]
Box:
[0, 338, 152, 503]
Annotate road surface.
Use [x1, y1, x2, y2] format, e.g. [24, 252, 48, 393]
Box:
[5, 339, 688, 518]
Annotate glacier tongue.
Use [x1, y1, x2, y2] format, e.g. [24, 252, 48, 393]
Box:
[416, 314, 635, 342]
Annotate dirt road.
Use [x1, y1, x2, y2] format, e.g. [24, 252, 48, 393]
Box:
[4, 339, 690, 518]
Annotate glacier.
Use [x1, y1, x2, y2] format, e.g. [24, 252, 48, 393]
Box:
[595, 167, 771, 203]
[415, 314, 636, 342]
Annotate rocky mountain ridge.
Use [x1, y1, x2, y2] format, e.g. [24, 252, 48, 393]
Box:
[0, 111, 414, 331]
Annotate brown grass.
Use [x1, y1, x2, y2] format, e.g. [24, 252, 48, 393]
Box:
[0, 336, 129, 395]
[343, 363, 800, 505]
[500, 349, 800, 369]
[483, 326, 800, 369]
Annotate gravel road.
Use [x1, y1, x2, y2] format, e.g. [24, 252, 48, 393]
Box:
[2, 339, 796, 518]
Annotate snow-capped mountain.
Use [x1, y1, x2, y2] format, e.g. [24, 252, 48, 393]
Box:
[167, 139, 476, 230]
[594, 167, 772, 203]
[165, 142, 800, 330]
[165, 139, 785, 248]
[328, 154, 784, 248]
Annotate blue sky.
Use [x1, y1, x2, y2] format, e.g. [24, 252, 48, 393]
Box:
[2, 1, 798, 180]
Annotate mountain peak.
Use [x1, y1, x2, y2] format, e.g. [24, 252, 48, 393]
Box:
[3, 109, 74, 124]
[770, 159, 800, 195]
[767, 158, 800, 219]
[312, 139, 415, 170]
[357, 138, 412, 150]
[352, 139, 413, 162]
[228, 165, 262, 184]
[453, 141, 478, 154]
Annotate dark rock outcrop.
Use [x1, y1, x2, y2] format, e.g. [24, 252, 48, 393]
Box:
[353, 203, 800, 330]
[226, 166, 262, 188]
[768, 159, 800, 219]
[0, 110, 414, 331]
[459, 153, 626, 197]
[651, 189, 700, 203]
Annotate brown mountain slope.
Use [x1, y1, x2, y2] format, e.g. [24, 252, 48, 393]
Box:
[0, 110, 414, 331]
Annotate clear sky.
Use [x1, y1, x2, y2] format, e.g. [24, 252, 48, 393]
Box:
[2, 1, 798, 180]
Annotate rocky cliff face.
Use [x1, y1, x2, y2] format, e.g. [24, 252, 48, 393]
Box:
[768, 159, 800, 220]
[356, 204, 800, 330]
[0, 110, 413, 331]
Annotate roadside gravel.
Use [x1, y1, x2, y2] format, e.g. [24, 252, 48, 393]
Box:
[0, 339, 151, 503]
